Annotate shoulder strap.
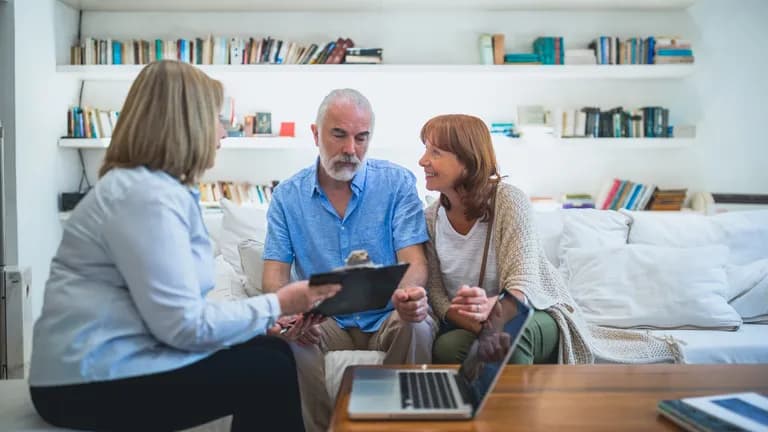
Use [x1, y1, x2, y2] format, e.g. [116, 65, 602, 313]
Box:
[477, 184, 498, 288]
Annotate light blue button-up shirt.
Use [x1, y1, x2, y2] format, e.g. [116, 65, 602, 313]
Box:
[263, 158, 428, 332]
[29, 166, 282, 387]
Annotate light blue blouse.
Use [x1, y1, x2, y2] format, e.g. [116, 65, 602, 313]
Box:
[29, 166, 281, 386]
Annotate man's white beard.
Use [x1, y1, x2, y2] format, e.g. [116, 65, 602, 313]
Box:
[320, 150, 363, 182]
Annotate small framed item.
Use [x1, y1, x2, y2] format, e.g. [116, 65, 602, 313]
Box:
[255, 112, 272, 135]
[244, 115, 255, 137]
[279, 121, 295, 137]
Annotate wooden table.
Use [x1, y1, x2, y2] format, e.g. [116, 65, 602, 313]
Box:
[330, 364, 768, 432]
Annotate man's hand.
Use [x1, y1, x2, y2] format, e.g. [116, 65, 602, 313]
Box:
[268, 313, 325, 346]
[449, 285, 497, 324]
[392, 286, 428, 323]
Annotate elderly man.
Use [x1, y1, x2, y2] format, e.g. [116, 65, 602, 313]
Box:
[262, 88, 435, 431]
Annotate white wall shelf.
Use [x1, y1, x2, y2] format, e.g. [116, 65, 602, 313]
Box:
[493, 135, 694, 149]
[60, 0, 696, 12]
[556, 137, 694, 149]
[58, 136, 306, 149]
[56, 64, 695, 81]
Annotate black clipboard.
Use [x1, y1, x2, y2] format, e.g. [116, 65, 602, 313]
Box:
[308, 263, 410, 317]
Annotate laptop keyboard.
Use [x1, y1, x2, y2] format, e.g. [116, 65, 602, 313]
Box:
[399, 371, 458, 410]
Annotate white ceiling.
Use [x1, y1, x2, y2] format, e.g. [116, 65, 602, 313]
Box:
[58, 0, 696, 12]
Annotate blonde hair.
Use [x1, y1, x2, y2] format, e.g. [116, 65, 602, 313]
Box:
[99, 60, 223, 184]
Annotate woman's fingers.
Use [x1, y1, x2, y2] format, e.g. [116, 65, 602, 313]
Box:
[455, 286, 486, 298]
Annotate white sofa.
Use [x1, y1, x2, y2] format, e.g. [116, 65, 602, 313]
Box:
[206, 204, 768, 381]
[2, 206, 765, 432]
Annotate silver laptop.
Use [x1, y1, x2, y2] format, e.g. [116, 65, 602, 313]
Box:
[348, 293, 534, 420]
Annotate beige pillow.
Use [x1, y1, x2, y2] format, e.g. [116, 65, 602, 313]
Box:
[238, 239, 265, 297]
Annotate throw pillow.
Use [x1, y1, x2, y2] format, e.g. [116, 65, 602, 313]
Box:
[728, 258, 768, 323]
[219, 198, 268, 278]
[238, 239, 265, 297]
[563, 244, 742, 330]
[558, 209, 631, 279]
[621, 210, 725, 248]
[713, 210, 768, 265]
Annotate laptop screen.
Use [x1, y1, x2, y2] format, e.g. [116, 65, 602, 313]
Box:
[455, 294, 534, 416]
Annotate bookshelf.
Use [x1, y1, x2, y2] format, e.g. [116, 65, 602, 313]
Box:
[58, 136, 306, 149]
[54, 1, 703, 203]
[56, 64, 695, 81]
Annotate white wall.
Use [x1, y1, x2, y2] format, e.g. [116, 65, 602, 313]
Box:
[689, 0, 768, 193]
[14, 0, 79, 318]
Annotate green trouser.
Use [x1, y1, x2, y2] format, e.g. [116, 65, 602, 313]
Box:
[433, 310, 559, 365]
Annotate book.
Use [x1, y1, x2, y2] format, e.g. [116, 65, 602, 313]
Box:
[657, 392, 768, 432]
[492, 33, 505, 65]
[479, 34, 493, 65]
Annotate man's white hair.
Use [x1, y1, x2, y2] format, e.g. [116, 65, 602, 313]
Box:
[315, 88, 375, 133]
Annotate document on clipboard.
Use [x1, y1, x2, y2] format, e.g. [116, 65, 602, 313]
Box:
[308, 262, 410, 317]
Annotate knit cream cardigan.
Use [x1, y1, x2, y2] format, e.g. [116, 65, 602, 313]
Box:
[425, 182, 684, 364]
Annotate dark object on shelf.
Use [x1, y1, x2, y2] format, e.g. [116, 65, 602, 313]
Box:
[255, 112, 272, 134]
[60, 192, 88, 211]
[712, 193, 768, 204]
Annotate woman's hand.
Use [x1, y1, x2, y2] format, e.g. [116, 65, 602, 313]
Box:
[275, 280, 341, 316]
[448, 285, 498, 323]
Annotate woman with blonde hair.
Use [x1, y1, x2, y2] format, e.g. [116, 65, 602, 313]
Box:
[419, 114, 682, 365]
[28, 60, 338, 431]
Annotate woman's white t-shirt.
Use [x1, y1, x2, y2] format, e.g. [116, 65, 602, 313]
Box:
[435, 206, 499, 300]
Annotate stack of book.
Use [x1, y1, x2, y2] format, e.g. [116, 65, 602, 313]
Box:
[596, 179, 688, 211]
[70, 35, 356, 65]
[504, 53, 541, 65]
[647, 189, 688, 211]
[562, 194, 596, 209]
[66, 106, 119, 138]
[198, 181, 279, 207]
[489, 122, 520, 138]
[533, 37, 565, 65]
[588, 36, 694, 65]
[344, 48, 383, 64]
[561, 106, 672, 138]
[654, 37, 694, 64]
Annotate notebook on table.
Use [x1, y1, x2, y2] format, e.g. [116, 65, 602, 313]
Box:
[658, 392, 768, 432]
[347, 292, 533, 420]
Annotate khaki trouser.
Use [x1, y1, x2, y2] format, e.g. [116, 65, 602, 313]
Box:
[290, 311, 436, 432]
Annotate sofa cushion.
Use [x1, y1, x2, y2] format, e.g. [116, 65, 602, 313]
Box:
[219, 199, 268, 279]
[532, 210, 563, 266]
[730, 258, 768, 324]
[238, 239, 265, 297]
[713, 211, 768, 265]
[563, 244, 741, 330]
[558, 209, 630, 279]
[623, 209, 768, 266]
[649, 325, 768, 364]
[622, 210, 725, 248]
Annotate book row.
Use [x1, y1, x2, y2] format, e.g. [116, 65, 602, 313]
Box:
[561, 106, 673, 138]
[66, 106, 119, 139]
[198, 181, 279, 207]
[485, 34, 693, 66]
[69, 36, 386, 66]
[596, 178, 687, 211]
